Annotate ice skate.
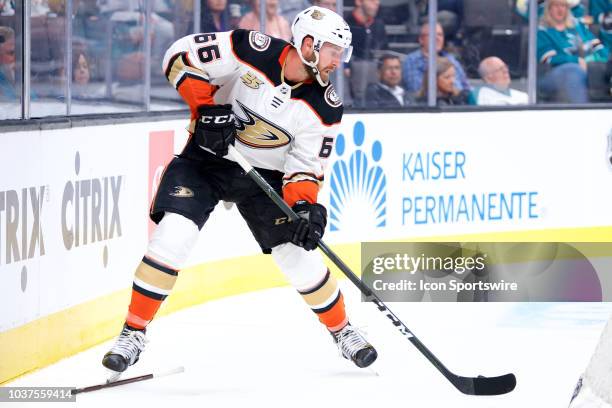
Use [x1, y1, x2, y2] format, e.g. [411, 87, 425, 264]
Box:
[332, 324, 378, 368]
[102, 324, 147, 374]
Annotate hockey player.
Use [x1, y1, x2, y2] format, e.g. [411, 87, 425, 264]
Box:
[102, 6, 378, 375]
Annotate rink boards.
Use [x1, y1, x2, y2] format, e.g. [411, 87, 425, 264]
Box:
[0, 109, 611, 383]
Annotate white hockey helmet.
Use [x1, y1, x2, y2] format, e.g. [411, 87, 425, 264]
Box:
[291, 6, 353, 86]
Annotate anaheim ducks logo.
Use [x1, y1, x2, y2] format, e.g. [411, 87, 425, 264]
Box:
[311, 9, 325, 20]
[234, 100, 292, 148]
[170, 186, 194, 198]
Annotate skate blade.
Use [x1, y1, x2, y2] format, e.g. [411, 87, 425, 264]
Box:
[106, 369, 122, 384]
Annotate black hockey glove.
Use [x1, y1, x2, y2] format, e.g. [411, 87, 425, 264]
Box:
[194, 104, 237, 157]
[288, 200, 327, 251]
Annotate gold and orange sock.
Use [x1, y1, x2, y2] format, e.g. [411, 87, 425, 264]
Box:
[298, 269, 348, 333]
[125, 255, 179, 330]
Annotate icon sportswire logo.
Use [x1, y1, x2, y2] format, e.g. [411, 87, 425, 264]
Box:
[329, 121, 387, 232]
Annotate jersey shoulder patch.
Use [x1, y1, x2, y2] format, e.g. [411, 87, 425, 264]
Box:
[293, 83, 343, 126]
[324, 86, 342, 108]
[231, 29, 288, 85]
[248, 30, 272, 51]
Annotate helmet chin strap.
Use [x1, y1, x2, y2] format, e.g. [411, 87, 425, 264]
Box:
[296, 44, 329, 87]
[310, 64, 328, 87]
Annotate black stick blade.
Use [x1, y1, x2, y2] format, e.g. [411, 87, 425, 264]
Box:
[71, 367, 184, 395]
[72, 373, 154, 395]
[452, 373, 517, 396]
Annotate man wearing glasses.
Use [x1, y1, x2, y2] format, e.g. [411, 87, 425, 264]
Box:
[472, 56, 528, 106]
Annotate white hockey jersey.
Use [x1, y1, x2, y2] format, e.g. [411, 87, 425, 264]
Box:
[162, 29, 343, 205]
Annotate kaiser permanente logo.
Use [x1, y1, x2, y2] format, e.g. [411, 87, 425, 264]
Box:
[329, 121, 387, 232]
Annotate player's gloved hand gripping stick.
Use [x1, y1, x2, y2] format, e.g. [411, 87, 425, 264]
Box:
[289, 200, 327, 251]
[227, 144, 517, 396]
[194, 104, 237, 157]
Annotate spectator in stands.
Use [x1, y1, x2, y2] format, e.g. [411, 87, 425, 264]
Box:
[280, 0, 312, 25]
[438, 0, 463, 40]
[313, 0, 337, 11]
[591, 0, 612, 50]
[417, 0, 463, 46]
[365, 54, 412, 108]
[238, 0, 292, 41]
[0, 0, 14, 16]
[201, 0, 231, 33]
[516, 0, 598, 29]
[72, 51, 90, 86]
[345, 0, 388, 62]
[473, 56, 528, 105]
[31, 0, 50, 16]
[0, 25, 16, 101]
[228, 3, 242, 29]
[70, 1, 116, 47]
[402, 22, 469, 95]
[71, 50, 105, 99]
[537, 0, 609, 103]
[345, 0, 389, 107]
[99, 1, 174, 82]
[516, 0, 588, 22]
[417, 56, 471, 105]
[46, 48, 90, 92]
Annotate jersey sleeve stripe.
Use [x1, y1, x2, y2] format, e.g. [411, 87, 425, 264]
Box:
[182, 51, 194, 68]
[283, 172, 324, 184]
[164, 52, 182, 79]
[164, 51, 217, 112]
[166, 52, 211, 89]
[283, 176, 321, 187]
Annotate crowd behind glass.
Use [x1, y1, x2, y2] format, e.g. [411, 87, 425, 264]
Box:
[0, 0, 610, 119]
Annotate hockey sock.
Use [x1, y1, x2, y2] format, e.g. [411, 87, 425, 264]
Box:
[126, 255, 178, 329]
[298, 269, 348, 333]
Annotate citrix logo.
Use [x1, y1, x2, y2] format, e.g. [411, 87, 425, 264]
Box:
[0, 186, 46, 265]
[61, 152, 122, 250]
[329, 121, 387, 232]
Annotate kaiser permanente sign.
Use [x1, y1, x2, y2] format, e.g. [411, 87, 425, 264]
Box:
[320, 110, 612, 243]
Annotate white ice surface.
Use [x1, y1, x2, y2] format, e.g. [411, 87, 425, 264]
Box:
[6, 282, 612, 408]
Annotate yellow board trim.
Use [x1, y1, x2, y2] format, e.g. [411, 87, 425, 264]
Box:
[2, 225, 611, 384]
[0, 254, 285, 384]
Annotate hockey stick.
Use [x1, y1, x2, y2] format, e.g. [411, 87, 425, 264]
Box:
[71, 366, 185, 395]
[228, 145, 516, 396]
